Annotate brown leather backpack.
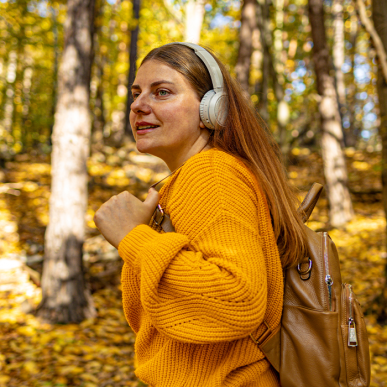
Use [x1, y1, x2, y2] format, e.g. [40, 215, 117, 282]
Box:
[152, 183, 371, 387]
[252, 183, 371, 387]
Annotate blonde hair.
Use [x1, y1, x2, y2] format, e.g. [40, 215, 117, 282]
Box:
[142, 44, 308, 268]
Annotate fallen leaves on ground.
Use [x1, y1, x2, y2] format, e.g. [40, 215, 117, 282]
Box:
[0, 285, 139, 387]
[0, 147, 387, 386]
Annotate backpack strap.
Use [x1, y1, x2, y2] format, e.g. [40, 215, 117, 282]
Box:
[252, 183, 323, 371]
[152, 205, 176, 233]
[297, 183, 323, 223]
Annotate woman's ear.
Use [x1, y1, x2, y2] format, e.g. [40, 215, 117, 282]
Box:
[199, 120, 206, 129]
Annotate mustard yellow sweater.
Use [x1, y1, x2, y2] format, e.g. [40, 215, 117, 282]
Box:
[118, 148, 283, 387]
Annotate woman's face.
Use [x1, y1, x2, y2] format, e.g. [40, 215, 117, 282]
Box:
[130, 60, 208, 168]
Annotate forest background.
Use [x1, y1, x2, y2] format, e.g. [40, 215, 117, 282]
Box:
[1, 0, 387, 386]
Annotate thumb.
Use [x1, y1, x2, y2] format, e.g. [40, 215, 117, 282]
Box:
[144, 188, 160, 210]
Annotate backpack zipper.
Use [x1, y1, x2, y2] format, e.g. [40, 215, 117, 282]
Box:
[323, 232, 333, 311]
[347, 284, 358, 347]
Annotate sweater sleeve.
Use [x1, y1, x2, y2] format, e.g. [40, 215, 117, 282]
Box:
[118, 151, 269, 344]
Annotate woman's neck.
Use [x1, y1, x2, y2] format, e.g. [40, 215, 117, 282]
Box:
[164, 132, 212, 171]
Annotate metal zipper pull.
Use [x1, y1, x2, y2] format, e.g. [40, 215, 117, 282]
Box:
[323, 232, 333, 311]
[348, 285, 358, 347]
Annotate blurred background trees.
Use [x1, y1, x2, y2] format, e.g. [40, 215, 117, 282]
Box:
[0, 0, 380, 160]
[2, 0, 387, 385]
[0, 0, 386, 321]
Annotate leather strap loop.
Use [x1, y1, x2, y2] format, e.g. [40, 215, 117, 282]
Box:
[249, 320, 272, 346]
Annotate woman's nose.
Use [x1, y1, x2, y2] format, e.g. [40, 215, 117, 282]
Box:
[131, 93, 151, 115]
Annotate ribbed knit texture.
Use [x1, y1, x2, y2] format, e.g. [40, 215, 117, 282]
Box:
[118, 148, 283, 387]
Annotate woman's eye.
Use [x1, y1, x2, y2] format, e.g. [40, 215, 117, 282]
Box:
[158, 90, 169, 97]
[132, 93, 140, 100]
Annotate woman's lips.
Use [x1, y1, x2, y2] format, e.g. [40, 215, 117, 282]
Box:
[136, 127, 159, 135]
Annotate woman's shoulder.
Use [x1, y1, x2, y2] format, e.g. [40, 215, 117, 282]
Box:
[181, 147, 255, 184]
[165, 148, 263, 237]
[172, 148, 259, 207]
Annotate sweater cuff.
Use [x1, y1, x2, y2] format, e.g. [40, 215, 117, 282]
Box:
[118, 224, 161, 267]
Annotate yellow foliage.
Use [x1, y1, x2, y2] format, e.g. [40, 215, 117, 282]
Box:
[135, 168, 153, 183]
[352, 161, 371, 171]
[0, 375, 10, 385]
[16, 325, 35, 336]
[58, 365, 84, 375]
[22, 181, 39, 192]
[22, 361, 39, 374]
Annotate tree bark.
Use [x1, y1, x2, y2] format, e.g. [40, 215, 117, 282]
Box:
[372, 0, 387, 323]
[235, 0, 257, 98]
[185, 0, 205, 44]
[256, 0, 271, 124]
[3, 51, 16, 138]
[37, 0, 96, 323]
[124, 0, 140, 140]
[346, 12, 359, 147]
[357, 0, 387, 82]
[272, 0, 289, 154]
[332, 0, 347, 124]
[49, 5, 59, 142]
[308, 0, 354, 227]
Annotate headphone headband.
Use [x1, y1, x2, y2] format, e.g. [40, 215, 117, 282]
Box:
[163, 42, 227, 129]
[172, 42, 224, 91]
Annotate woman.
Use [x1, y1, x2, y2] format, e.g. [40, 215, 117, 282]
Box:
[94, 42, 307, 387]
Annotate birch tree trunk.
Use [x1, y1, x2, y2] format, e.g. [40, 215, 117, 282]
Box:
[185, 0, 205, 44]
[37, 0, 96, 323]
[372, 0, 387, 323]
[308, 0, 354, 227]
[347, 12, 359, 147]
[235, 0, 256, 98]
[49, 5, 59, 141]
[3, 51, 16, 137]
[273, 0, 289, 153]
[332, 0, 346, 122]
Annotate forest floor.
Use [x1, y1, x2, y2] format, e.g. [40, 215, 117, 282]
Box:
[0, 144, 387, 386]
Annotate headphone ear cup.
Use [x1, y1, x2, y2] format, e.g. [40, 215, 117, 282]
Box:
[200, 90, 228, 129]
[200, 90, 216, 129]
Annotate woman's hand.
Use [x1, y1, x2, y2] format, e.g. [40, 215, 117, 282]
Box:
[94, 188, 160, 249]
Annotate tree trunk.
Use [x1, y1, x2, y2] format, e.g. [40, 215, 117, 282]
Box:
[256, 0, 271, 124]
[185, 0, 205, 44]
[124, 0, 140, 141]
[372, 0, 387, 323]
[37, 0, 96, 324]
[21, 59, 33, 149]
[49, 5, 60, 143]
[272, 0, 289, 154]
[332, 0, 346, 123]
[14, 0, 27, 150]
[3, 51, 16, 138]
[346, 12, 359, 147]
[235, 0, 256, 98]
[308, 0, 354, 227]
[91, 1, 107, 151]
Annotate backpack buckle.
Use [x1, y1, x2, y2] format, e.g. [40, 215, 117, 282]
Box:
[153, 205, 165, 226]
[250, 320, 272, 346]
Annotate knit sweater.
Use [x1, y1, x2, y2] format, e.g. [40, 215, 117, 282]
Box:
[118, 148, 283, 387]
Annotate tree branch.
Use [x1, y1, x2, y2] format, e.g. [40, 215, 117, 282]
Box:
[355, 0, 387, 83]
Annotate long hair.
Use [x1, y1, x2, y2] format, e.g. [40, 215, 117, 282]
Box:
[141, 44, 307, 268]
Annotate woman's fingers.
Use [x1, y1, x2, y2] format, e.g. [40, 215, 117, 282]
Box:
[143, 188, 160, 213]
[94, 189, 160, 248]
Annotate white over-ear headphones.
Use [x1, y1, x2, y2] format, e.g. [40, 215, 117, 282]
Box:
[167, 42, 228, 130]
